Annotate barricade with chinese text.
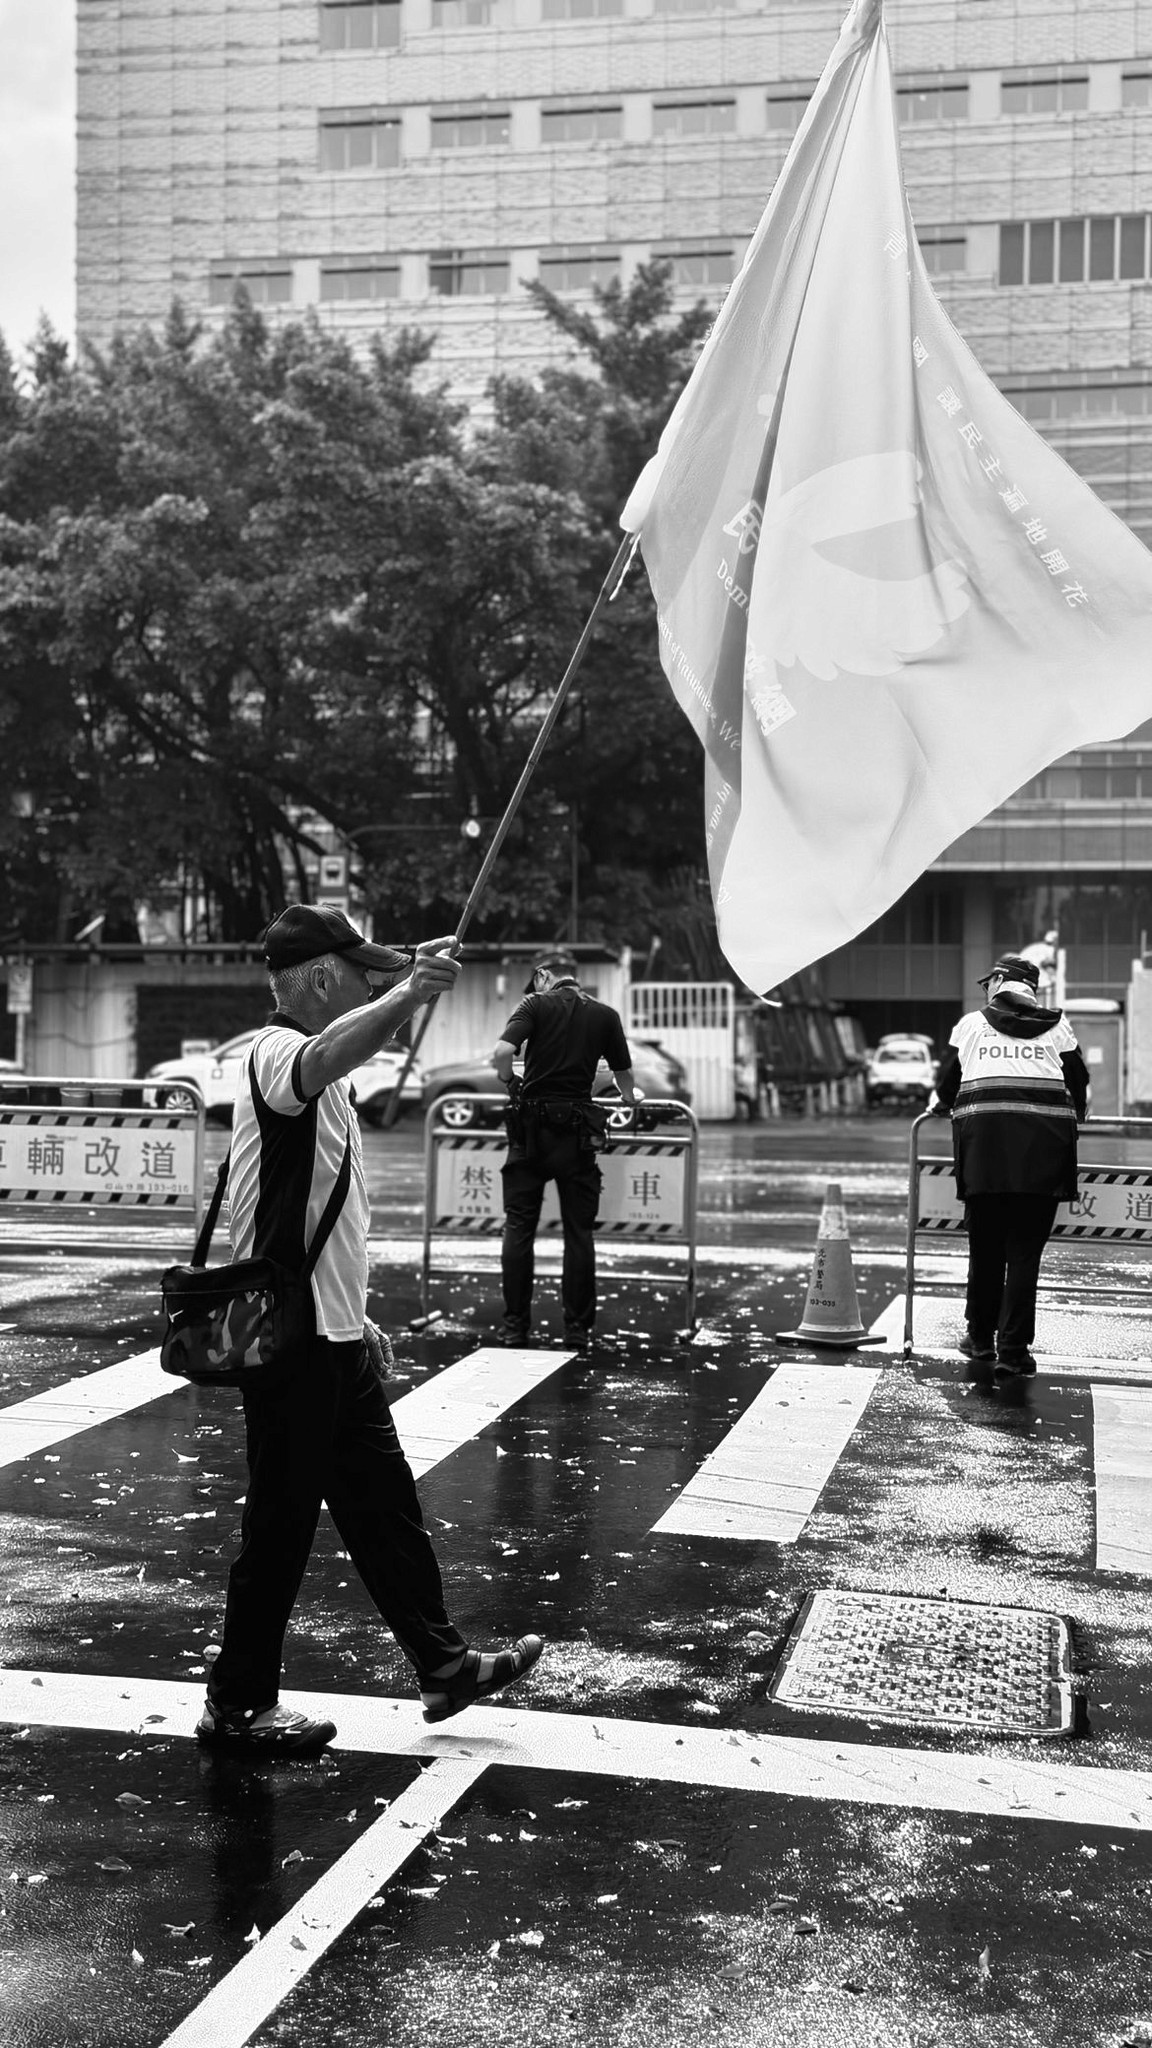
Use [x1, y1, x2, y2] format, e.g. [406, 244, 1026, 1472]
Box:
[903, 1112, 1152, 1355]
[421, 1095, 699, 1334]
[0, 1075, 206, 1243]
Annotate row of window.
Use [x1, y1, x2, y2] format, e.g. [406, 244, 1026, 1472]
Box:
[207, 227, 1152, 331]
[315, 72, 1152, 170]
[243, 214, 1152, 296]
[317, 0, 840, 40]
[1001, 214, 1152, 287]
[208, 239, 736, 303]
[1017, 760, 1152, 802]
[317, 94, 758, 167]
[770, 66, 1152, 131]
[318, 0, 1152, 95]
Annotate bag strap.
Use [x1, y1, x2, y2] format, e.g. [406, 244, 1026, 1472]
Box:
[190, 1156, 230, 1271]
[301, 1129, 353, 1281]
[189, 1039, 353, 1275]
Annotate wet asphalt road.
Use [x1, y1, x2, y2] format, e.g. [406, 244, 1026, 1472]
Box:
[3, 1117, 1152, 2048]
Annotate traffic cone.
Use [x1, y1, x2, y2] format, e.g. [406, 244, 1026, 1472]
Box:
[776, 1181, 886, 1350]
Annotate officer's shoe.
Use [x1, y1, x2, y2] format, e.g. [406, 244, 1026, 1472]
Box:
[958, 1332, 996, 1363]
[195, 1698, 337, 1757]
[563, 1325, 592, 1355]
[497, 1322, 532, 1349]
[995, 1350, 1038, 1381]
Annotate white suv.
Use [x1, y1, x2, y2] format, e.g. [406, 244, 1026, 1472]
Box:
[864, 1036, 936, 1109]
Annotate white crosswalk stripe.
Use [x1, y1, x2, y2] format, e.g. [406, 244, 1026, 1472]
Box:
[650, 1360, 881, 1542]
[0, 1343, 572, 1471]
[158, 1757, 485, 2048]
[2, 1666, 1150, 1833]
[1092, 1384, 1152, 1573]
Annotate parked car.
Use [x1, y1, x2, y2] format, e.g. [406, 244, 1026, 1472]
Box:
[144, 1029, 424, 1124]
[864, 1036, 936, 1109]
[347, 1048, 426, 1125]
[422, 1038, 692, 1130]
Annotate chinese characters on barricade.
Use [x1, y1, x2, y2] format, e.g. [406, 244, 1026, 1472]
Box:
[434, 1137, 688, 1236]
[917, 1161, 1152, 1238]
[0, 1119, 197, 1201]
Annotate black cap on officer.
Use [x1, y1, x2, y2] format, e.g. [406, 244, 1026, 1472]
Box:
[524, 948, 579, 994]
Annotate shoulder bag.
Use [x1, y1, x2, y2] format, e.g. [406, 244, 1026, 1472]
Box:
[159, 1130, 352, 1388]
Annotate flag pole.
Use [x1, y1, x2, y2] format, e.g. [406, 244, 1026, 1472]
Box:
[380, 529, 637, 1126]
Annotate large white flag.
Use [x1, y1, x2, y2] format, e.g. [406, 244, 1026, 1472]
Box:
[622, 0, 1152, 996]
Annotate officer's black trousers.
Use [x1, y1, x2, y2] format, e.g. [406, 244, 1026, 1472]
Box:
[963, 1193, 1059, 1356]
[207, 1336, 465, 1716]
[501, 1124, 601, 1335]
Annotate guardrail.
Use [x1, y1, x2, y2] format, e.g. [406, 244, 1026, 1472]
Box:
[421, 1093, 700, 1335]
[0, 1074, 207, 1240]
[903, 1110, 1152, 1356]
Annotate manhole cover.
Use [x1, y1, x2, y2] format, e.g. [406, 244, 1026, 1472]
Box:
[769, 1590, 1073, 1735]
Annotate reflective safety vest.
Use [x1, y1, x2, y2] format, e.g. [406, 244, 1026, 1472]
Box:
[948, 1007, 1080, 1199]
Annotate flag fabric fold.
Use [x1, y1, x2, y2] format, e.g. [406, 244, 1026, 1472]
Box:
[622, 0, 1152, 995]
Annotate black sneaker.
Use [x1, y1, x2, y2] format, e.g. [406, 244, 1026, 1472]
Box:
[496, 1325, 532, 1348]
[995, 1350, 1038, 1380]
[195, 1699, 337, 1757]
[563, 1327, 592, 1355]
[958, 1334, 996, 1363]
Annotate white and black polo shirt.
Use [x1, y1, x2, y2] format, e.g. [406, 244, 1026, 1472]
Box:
[227, 1015, 370, 1343]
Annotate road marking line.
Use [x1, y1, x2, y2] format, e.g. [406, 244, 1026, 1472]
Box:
[1093, 1384, 1152, 1573]
[158, 1756, 484, 2048]
[0, 1344, 571, 1471]
[0, 1351, 175, 1467]
[649, 1361, 881, 1542]
[393, 1346, 572, 1476]
[3, 1667, 1148, 1834]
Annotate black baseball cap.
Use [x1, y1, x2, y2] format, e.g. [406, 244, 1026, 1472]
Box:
[262, 904, 411, 975]
[524, 948, 579, 994]
[978, 953, 1040, 991]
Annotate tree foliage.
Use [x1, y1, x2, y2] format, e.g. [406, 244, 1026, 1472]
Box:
[0, 267, 711, 954]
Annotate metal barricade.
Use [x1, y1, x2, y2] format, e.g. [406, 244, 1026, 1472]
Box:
[904, 1110, 1152, 1356]
[0, 1074, 207, 1242]
[421, 1094, 700, 1334]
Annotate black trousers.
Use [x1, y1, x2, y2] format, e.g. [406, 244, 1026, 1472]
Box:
[964, 1193, 1060, 1356]
[501, 1123, 602, 1334]
[207, 1337, 465, 1716]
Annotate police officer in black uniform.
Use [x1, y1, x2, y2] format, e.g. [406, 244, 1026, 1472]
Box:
[493, 949, 637, 1349]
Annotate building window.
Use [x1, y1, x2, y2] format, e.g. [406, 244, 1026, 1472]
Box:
[653, 242, 735, 287]
[917, 229, 967, 275]
[651, 0, 734, 12]
[320, 258, 401, 301]
[209, 265, 293, 306]
[537, 245, 621, 291]
[319, 1, 401, 49]
[541, 102, 623, 144]
[428, 248, 510, 294]
[319, 111, 401, 171]
[430, 105, 511, 149]
[652, 98, 736, 138]
[1001, 372, 1152, 422]
[542, 0, 622, 15]
[1000, 67, 1089, 115]
[431, 0, 496, 22]
[766, 84, 814, 135]
[999, 215, 1152, 285]
[1122, 69, 1152, 108]
[897, 74, 969, 122]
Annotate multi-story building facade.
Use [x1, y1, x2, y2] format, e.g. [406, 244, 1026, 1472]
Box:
[76, 0, 1152, 1036]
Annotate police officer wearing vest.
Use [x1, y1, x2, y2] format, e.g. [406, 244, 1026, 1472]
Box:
[931, 952, 1089, 1381]
[493, 949, 637, 1350]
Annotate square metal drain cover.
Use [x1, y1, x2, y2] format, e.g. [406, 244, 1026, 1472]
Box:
[770, 1590, 1073, 1736]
